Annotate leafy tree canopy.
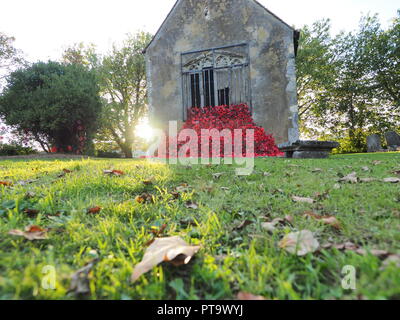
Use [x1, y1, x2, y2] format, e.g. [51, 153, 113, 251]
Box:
[0, 61, 102, 154]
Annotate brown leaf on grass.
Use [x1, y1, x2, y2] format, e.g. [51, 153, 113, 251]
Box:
[355, 249, 390, 259]
[87, 206, 102, 214]
[176, 183, 190, 193]
[237, 292, 266, 300]
[69, 259, 98, 296]
[185, 201, 198, 210]
[180, 218, 197, 228]
[338, 172, 358, 183]
[323, 241, 358, 251]
[103, 169, 125, 176]
[0, 181, 13, 187]
[63, 169, 72, 174]
[135, 193, 154, 204]
[392, 170, 400, 176]
[261, 217, 291, 232]
[8, 225, 48, 240]
[303, 212, 341, 230]
[142, 176, 155, 186]
[382, 177, 400, 183]
[146, 224, 168, 246]
[372, 160, 382, 165]
[150, 224, 167, 237]
[170, 191, 180, 200]
[23, 208, 40, 217]
[279, 230, 319, 256]
[320, 217, 341, 230]
[234, 220, 253, 231]
[292, 196, 315, 204]
[131, 236, 200, 282]
[285, 215, 294, 223]
[314, 191, 330, 200]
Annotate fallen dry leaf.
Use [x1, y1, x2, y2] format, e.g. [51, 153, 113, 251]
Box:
[292, 196, 315, 204]
[103, 169, 125, 176]
[279, 230, 319, 256]
[303, 212, 341, 230]
[234, 220, 253, 231]
[9, 225, 48, 240]
[0, 181, 13, 187]
[185, 201, 198, 210]
[131, 236, 200, 282]
[63, 169, 72, 174]
[176, 183, 190, 193]
[237, 292, 266, 300]
[87, 206, 101, 214]
[355, 249, 389, 259]
[170, 191, 180, 200]
[146, 224, 168, 246]
[285, 215, 294, 223]
[372, 160, 382, 165]
[69, 259, 98, 296]
[339, 172, 358, 183]
[135, 193, 154, 204]
[23, 208, 40, 217]
[382, 177, 400, 183]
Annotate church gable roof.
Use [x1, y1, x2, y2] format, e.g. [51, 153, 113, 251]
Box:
[144, 0, 296, 54]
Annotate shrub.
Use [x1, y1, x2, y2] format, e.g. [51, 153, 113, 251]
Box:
[158, 104, 282, 158]
[0, 144, 37, 156]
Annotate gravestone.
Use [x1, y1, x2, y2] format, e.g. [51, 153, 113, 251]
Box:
[385, 131, 400, 151]
[367, 134, 382, 153]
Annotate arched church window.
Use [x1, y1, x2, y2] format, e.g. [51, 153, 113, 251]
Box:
[181, 43, 251, 120]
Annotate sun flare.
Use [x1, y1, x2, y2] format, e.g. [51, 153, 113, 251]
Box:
[136, 122, 154, 141]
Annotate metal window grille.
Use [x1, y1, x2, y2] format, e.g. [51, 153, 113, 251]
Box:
[181, 43, 251, 120]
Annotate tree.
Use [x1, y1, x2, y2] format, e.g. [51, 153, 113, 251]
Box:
[96, 32, 152, 158]
[62, 42, 99, 69]
[361, 11, 400, 111]
[296, 13, 400, 152]
[296, 19, 338, 137]
[0, 61, 102, 154]
[0, 32, 24, 88]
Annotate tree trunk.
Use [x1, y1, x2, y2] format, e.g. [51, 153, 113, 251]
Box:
[122, 143, 133, 158]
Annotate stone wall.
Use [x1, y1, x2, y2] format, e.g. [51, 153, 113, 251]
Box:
[145, 0, 299, 145]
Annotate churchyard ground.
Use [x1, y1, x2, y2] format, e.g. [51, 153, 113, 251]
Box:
[0, 152, 399, 300]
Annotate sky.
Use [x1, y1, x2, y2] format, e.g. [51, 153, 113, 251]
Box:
[0, 0, 399, 63]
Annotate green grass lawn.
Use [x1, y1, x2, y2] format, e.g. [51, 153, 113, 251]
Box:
[0, 153, 399, 300]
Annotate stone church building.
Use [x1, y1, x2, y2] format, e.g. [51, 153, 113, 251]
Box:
[144, 0, 300, 145]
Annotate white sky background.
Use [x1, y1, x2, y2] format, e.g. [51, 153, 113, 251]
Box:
[1, 0, 399, 63]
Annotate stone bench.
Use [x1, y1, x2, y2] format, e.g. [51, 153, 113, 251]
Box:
[278, 140, 340, 159]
